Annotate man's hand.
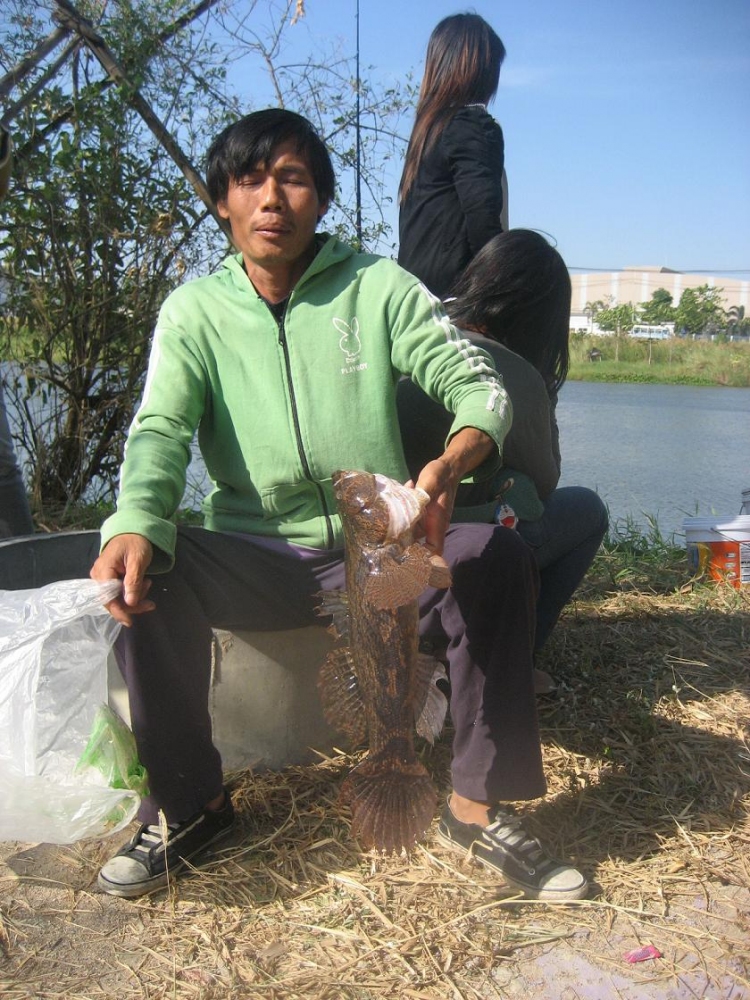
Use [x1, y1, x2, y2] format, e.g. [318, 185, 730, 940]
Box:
[414, 427, 496, 555]
[414, 456, 459, 557]
[90, 533, 155, 626]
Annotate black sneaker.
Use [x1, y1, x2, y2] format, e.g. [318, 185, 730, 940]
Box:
[436, 800, 588, 901]
[97, 791, 235, 898]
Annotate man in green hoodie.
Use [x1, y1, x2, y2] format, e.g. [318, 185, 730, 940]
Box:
[90, 109, 587, 902]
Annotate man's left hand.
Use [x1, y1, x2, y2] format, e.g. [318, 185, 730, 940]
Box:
[414, 426, 497, 555]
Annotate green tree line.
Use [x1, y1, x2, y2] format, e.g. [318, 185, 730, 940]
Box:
[1, 0, 414, 516]
[584, 286, 748, 339]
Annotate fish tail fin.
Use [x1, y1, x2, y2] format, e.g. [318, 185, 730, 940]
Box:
[342, 752, 437, 854]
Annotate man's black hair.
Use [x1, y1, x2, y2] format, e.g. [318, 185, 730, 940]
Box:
[206, 108, 336, 206]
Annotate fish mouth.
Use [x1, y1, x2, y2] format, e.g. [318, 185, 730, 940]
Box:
[333, 470, 426, 541]
[332, 469, 377, 518]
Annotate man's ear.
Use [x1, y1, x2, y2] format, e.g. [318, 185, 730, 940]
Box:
[216, 199, 229, 220]
[318, 200, 330, 221]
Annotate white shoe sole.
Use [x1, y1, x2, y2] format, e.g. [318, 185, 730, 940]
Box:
[435, 828, 589, 901]
[97, 824, 234, 898]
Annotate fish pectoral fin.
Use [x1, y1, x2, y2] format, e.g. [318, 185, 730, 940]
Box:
[363, 542, 434, 609]
[415, 656, 449, 745]
[317, 645, 367, 745]
[315, 588, 350, 640]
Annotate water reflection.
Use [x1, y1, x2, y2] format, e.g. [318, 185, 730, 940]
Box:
[557, 382, 750, 539]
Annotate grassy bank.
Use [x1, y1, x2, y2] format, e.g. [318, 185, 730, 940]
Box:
[569, 333, 750, 386]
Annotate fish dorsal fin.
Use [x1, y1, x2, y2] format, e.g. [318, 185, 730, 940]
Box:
[315, 588, 349, 641]
[414, 656, 449, 744]
[317, 646, 367, 745]
[363, 542, 434, 610]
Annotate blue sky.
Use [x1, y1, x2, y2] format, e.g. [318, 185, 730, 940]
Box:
[236, 0, 750, 276]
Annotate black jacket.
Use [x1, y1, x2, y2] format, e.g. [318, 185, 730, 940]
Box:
[398, 105, 505, 299]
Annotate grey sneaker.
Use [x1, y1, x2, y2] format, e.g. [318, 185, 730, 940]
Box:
[97, 791, 235, 898]
[437, 800, 588, 901]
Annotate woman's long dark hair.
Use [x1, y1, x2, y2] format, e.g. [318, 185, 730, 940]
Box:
[399, 14, 505, 202]
[446, 230, 571, 394]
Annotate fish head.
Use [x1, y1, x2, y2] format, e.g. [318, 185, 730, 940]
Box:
[332, 470, 428, 546]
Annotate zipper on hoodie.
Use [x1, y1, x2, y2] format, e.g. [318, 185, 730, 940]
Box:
[272, 303, 335, 549]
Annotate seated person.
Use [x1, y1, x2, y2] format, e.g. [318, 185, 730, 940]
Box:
[398, 229, 608, 691]
[89, 112, 588, 902]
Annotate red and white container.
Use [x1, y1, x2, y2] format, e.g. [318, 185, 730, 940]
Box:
[683, 515, 750, 589]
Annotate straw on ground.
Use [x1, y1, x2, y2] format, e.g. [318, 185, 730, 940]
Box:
[1, 532, 748, 999]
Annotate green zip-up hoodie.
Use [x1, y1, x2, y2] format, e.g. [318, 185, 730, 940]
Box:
[101, 236, 511, 570]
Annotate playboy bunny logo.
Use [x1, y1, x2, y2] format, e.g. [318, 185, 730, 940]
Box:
[333, 317, 367, 374]
[334, 317, 361, 363]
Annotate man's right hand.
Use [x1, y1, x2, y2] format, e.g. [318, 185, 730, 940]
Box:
[90, 533, 156, 626]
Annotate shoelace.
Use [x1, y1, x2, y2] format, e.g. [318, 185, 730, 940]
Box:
[485, 810, 548, 872]
[132, 823, 179, 856]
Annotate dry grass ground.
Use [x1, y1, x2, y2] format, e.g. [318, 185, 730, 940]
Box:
[1, 537, 748, 1000]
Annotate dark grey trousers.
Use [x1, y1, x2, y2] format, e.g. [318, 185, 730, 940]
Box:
[115, 523, 545, 824]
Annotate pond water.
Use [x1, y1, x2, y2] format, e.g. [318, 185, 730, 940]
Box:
[186, 380, 750, 543]
[556, 381, 750, 540]
[5, 366, 749, 543]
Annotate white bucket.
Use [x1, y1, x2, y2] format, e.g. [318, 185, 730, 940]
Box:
[683, 515, 750, 588]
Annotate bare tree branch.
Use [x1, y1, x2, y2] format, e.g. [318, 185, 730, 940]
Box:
[0, 24, 70, 101]
[1, 38, 80, 128]
[13, 0, 229, 161]
[51, 0, 233, 243]
[156, 0, 225, 45]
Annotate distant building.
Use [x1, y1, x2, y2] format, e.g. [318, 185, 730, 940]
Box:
[570, 266, 749, 333]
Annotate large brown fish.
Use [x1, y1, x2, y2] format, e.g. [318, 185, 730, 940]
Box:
[317, 469, 451, 854]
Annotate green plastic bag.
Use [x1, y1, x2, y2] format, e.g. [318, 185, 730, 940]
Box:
[76, 704, 149, 798]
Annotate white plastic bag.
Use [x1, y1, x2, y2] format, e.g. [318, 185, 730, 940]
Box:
[0, 578, 143, 843]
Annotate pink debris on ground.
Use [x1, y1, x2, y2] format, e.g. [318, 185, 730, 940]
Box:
[624, 944, 663, 964]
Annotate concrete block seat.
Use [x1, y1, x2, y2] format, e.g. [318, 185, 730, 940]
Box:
[0, 532, 337, 771]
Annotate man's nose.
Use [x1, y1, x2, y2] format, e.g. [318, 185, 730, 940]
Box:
[259, 175, 284, 209]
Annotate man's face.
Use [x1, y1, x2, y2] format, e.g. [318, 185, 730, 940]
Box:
[217, 140, 328, 279]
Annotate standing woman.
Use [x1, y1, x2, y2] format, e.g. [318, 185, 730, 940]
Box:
[398, 13, 508, 299]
